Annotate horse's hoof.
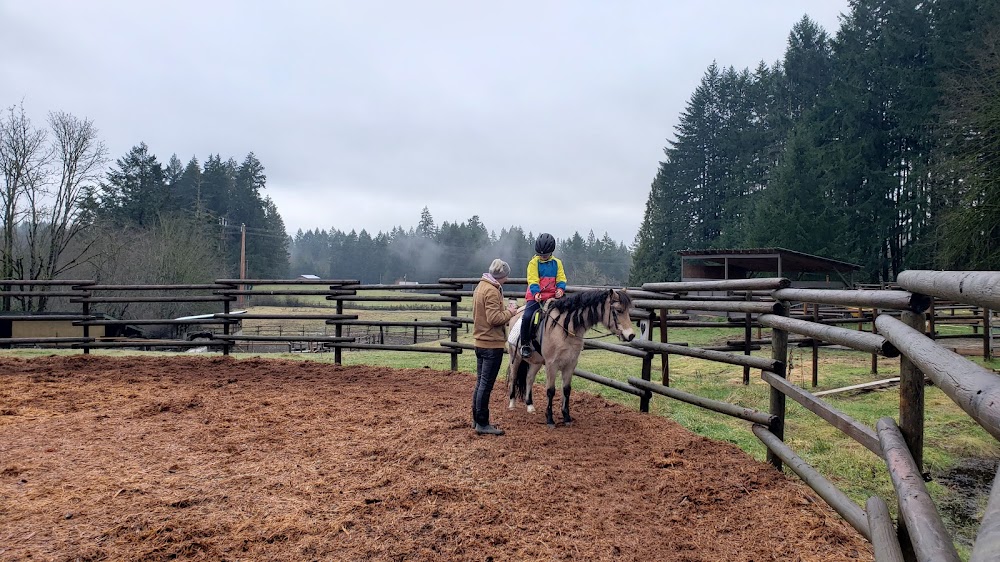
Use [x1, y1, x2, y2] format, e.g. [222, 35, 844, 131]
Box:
[526, 405, 535, 414]
[564, 421, 573, 427]
[547, 423, 555, 429]
[508, 401, 515, 410]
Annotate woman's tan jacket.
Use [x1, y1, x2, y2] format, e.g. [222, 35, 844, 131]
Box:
[472, 277, 515, 349]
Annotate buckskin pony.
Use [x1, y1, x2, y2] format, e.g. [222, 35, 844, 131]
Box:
[506, 288, 635, 428]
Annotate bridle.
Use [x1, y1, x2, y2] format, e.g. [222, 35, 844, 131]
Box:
[586, 294, 626, 340]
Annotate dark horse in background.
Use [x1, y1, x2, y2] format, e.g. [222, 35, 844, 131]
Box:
[506, 288, 635, 428]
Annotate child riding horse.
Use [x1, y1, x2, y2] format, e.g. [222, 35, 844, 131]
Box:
[507, 288, 635, 427]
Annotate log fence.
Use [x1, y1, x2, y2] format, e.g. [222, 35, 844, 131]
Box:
[1, 270, 999, 559]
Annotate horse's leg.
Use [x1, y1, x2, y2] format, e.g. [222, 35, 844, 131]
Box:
[561, 358, 580, 426]
[525, 364, 540, 414]
[507, 353, 517, 410]
[545, 367, 557, 428]
[561, 367, 573, 426]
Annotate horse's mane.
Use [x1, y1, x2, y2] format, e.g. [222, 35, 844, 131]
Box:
[546, 289, 631, 333]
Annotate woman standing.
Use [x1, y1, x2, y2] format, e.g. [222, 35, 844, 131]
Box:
[471, 258, 518, 436]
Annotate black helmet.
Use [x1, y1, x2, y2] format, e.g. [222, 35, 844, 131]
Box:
[535, 233, 556, 255]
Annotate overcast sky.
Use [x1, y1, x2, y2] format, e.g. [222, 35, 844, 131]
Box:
[2, 1, 848, 245]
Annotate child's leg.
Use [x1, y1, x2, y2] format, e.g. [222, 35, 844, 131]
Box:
[519, 300, 539, 347]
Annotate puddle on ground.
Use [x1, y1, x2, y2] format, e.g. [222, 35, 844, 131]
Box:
[934, 457, 998, 549]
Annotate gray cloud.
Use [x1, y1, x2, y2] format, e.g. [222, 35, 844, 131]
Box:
[1, 0, 847, 244]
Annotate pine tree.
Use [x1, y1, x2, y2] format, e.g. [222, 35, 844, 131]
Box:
[933, 0, 1000, 268]
[417, 206, 437, 238]
[98, 142, 166, 227]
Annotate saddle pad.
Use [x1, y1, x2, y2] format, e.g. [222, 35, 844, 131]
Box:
[507, 325, 520, 347]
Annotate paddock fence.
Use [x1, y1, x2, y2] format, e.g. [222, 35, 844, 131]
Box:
[1, 270, 999, 560]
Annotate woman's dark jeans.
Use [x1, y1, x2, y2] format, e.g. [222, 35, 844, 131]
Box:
[472, 347, 504, 427]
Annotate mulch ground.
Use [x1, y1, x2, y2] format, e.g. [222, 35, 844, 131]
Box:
[0, 355, 873, 561]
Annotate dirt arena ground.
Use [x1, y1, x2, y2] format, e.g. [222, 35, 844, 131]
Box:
[0, 355, 873, 561]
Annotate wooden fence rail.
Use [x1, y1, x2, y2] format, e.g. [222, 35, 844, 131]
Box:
[1, 272, 998, 559]
[972, 472, 1000, 562]
[877, 418, 961, 562]
[875, 314, 1000, 441]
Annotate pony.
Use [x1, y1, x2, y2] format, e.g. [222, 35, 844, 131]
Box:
[506, 288, 635, 428]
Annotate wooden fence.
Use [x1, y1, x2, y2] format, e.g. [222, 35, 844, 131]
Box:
[1, 270, 999, 560]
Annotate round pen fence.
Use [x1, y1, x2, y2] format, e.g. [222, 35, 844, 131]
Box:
[1, 270, 999, 560]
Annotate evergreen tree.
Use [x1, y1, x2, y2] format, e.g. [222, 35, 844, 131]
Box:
[164, 154, 184, 193]
[826, 0, 936, 280]
[934, 0, 1000, 268]
[98, 142, 166, 227]
[417, 206, 437, 238]
[174, 157, 203, 216]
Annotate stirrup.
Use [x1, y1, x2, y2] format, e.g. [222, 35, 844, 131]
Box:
[519, 345, 532, 358]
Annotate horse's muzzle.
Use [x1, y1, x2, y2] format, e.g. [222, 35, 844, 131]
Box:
[621, 332, 635, 342]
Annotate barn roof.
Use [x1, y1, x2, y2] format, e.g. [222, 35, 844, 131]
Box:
[678, 248, 860, 274]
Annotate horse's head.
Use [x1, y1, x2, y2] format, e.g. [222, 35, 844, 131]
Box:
[606, 289, 635, 342]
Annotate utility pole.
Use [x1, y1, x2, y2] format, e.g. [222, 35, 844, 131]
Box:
[239, 223, 246, 309]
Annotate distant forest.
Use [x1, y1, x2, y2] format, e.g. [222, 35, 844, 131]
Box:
[288, 207, 632, 285]
[631, 0, 1000, 284]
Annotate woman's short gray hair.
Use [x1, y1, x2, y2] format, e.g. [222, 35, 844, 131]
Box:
[489, 258, 510, 279]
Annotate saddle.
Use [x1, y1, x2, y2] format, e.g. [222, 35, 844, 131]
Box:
[507, 302, 551, 355]
[524, 302, 550, 353]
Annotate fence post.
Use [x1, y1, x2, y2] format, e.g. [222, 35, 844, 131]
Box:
[895, 308, 926, 562]
[659, 308, 669, 386]
[871, 308, 879, 376]
[899, 309, 926, 471]
[222, 298, 230, 356]
[640, 352, 652, 413]
[984, 308, 993, 361]
[414, 318, 418, 344]
[743, 290, 751, 385]
[768, 300, 789, 471]
[450, 299, 458, 371]
[811, 302, 819, 387]
[335, 300, 343, 365]
[82, 300, 91, 355]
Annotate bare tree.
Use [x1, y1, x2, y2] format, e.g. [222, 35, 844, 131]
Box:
[1, 104, 108, 311]
[0, 103, 49, 280]
[80, 217, 228, 328]
[23, 112, 106, 286]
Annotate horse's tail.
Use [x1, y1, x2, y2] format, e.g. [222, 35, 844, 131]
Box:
[512, 356, 529, 401]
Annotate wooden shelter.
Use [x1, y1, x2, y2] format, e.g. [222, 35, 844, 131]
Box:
[679, 248, 860, 289]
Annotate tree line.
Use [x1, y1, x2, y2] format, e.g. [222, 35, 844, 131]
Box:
[0, 98, 632, 316]
[289, 206, 632, 286]
[631, 0, 1000, 284]
[0, 102, 289, 312]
